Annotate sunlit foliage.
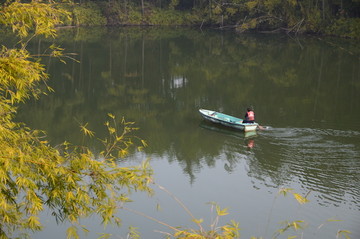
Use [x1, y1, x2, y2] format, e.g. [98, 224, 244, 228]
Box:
[122, 185, 241, 239]
[0, 1, 153, 238]
[0, 1, 70, 40]
[0, 46, 48, 104]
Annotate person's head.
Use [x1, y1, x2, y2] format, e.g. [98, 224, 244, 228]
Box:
[247, 107, 253, 112]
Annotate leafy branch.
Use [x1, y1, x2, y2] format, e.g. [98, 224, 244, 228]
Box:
[120, 183, 240, 239]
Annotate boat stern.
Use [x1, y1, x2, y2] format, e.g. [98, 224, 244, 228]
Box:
[243, 123, 259, 132]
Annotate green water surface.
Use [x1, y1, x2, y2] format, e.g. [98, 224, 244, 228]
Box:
[13, 27, 360, 239]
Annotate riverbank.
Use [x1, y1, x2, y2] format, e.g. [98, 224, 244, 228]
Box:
[55, 1, 360, 39]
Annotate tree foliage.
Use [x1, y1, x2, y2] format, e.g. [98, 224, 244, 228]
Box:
[57, 0, 360, 37]
[0, 1, 70, 39]
[0, 1, 153, 238]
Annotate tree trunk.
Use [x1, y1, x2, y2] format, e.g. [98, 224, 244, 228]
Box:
[209, 0, 212, 19]
[142, 35, 145, 87]
[141, 0, 144, 16]
[124, 0, 127, 15]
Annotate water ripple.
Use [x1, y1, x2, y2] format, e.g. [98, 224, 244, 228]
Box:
[256, 127, 360, 208]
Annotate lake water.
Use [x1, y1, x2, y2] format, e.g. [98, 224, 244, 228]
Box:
[16, 27, 360, 238]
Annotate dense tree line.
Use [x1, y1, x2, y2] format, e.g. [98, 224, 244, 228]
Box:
[54, 0, 360, 37]
[3, 0, 356, 36]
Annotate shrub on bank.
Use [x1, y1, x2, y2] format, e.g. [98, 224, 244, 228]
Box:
[73, 2, 106, 26]
[106, 2, 203, 26]
[53, 1, 360, 39]
[325, 18, 360, 39]
[118, 5, 143, 25]
[56, 2, 107, 26]
[148, 9, 202, 26]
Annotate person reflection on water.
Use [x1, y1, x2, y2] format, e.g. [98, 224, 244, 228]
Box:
[242, 107, 255, 123]
[246, 139, 255, 149]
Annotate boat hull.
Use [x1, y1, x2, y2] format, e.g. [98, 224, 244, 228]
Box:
[199, 109, 258, 132]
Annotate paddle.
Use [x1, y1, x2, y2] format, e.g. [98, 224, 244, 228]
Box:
[257, 125, 266, 130]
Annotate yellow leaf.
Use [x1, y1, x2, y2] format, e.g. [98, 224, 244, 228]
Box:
[141, 139, 148, 147]
[337, 230, 351, 239]
[292, 220, 304, 230]
[293, 193, 309, 204]
[216, 205, 229, 216]
[66, 226, 79, 239]
[327, 218, 342, 222]
[28, 216, 42, 229]
[80, 123, 95, 137]
[108, 127, 116, 134]
[192, 218, 204, 224]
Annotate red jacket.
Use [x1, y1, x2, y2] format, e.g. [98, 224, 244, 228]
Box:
[246, 111, 255, 121]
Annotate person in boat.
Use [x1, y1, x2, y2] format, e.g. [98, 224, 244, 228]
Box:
[243, 107, 255, 123]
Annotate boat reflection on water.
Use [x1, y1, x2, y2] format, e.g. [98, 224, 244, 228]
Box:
[199, 120, 257, 149]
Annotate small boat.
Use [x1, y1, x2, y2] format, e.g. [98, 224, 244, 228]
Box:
[199, 109, 259, 132]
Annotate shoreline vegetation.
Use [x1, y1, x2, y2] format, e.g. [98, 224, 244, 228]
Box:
[53, 0, 360, 39]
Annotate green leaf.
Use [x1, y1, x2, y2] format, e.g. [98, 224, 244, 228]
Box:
[128, 226, 141, 239]
[246, 1, 258, 10]
[279, 188, 293, 197]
